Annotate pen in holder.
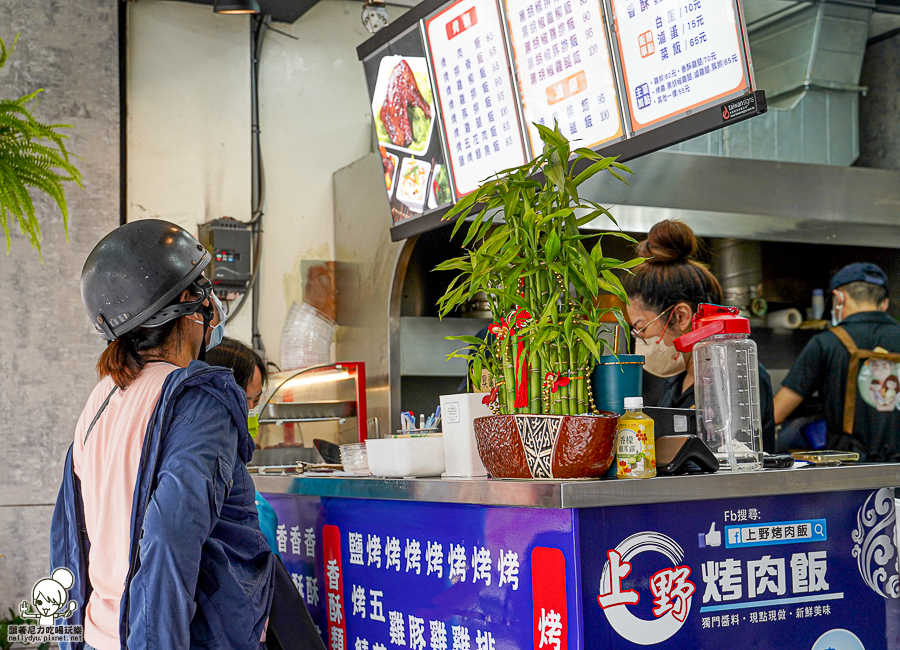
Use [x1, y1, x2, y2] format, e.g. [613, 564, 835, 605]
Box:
[393, 428, 440, 438]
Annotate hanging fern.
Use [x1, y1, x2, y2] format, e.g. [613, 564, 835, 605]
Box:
[0, 34, 82, 256]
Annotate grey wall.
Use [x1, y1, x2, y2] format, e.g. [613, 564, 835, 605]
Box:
[0, 0, 119, 610]
[858, 34, 900, 171]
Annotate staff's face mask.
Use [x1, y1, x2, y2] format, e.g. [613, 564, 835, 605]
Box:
[248, 405, 260, 438]
[831, 290, 845, 328]
[632, 305, 688, 378]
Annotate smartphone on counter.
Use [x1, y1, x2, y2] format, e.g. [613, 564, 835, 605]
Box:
[791, 451, 860, 465]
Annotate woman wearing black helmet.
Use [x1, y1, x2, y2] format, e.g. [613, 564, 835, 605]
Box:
[51, 220, 275, 650]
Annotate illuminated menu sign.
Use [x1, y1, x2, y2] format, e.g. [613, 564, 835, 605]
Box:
[359, 0, 760, 236]
[503, 0, 623, 156]
[426, 0, 528, 197]
[610, 0, 749, 132]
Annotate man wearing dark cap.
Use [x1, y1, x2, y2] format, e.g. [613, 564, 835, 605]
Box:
[774, 262, 900, 461]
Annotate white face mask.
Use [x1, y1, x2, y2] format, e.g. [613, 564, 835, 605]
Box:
[635, 335, 687, 377]
[188, 292, 227, 351]
[207, 292, 227, 351]
[831, 291, 845, 328]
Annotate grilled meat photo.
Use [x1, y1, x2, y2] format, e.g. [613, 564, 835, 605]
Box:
[380, 60, 431, 147]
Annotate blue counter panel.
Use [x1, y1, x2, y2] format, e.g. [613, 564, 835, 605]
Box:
[263, 487, 900, 650]
[265, 494, 581, 650]
[579, 488, 900, 649]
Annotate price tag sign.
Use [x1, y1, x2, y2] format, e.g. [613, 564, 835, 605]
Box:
[426, 0, 528, 197]
[504, 0, 623, 156]
[610, 0, 749, 132]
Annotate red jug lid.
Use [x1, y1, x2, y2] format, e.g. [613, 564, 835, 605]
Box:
[673, 304, 750, 353]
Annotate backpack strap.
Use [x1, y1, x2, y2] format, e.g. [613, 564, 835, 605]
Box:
[830, 327, 859, 435]
[83, 386, 118, 445]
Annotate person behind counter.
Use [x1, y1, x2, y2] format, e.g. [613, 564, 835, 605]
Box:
[774, 263, 900, 461]
[50, 220, 274, 650]
[622, 220, 777, 452]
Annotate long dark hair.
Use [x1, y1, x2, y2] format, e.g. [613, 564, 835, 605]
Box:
[205, 337, 268, 391]
[623, 220, 723, 313]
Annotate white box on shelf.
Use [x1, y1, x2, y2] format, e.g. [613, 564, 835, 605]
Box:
[366, 436, 445, 478]
[439, 393, 491, 478]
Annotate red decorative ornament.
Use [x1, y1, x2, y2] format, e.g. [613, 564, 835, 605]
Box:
[544, 372, 571, 394]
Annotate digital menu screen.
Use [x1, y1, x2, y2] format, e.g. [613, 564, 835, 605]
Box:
[503, 0, 623, 156]
[610, 0, 749, 132]
[425, 0, 528, 197]
[363, 27, 453, 224]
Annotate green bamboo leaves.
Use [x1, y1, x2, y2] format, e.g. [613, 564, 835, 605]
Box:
[437, 123, 644, 416]
[0, 35, 82, 256]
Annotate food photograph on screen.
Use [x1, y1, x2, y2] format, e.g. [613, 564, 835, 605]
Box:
[364, 28, 451, 224]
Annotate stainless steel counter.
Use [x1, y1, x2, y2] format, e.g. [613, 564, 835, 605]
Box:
[253, 464, 900, 509]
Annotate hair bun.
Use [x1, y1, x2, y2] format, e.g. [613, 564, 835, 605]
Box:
[636, 220, 699, 263]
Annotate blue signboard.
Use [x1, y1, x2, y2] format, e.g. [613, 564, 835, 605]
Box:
[579, 488, 900, 649]
[265, 493, 580, 650]
[265, 486, 900, 650]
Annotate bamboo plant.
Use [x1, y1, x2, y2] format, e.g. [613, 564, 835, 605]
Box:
[436, 123, 644, 417]
[0, 35, 82, 255]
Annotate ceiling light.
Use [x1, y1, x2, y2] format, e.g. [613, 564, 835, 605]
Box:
[214, 0, 261, 14]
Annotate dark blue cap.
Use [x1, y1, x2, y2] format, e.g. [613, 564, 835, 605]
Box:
[829, 262, 888, 294]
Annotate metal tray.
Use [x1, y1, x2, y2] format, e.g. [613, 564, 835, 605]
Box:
[249, 446, 324, 467]
[260, 400, 357, 422]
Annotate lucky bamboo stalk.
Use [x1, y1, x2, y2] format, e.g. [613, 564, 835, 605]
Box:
[576, 372, 586, 414]
[539, 351, 549, 414]
[530, 349, 541, 414]
[502, 337, 516, 416]
[568, 351, 577, 415]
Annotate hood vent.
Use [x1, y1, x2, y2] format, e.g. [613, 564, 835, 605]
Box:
[577, 0, 900, 248]
[667, 0, 873, 165]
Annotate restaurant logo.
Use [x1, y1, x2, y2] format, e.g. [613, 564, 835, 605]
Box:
[8, 567, 83, 644]
[598, 532, 696, 644]
[852, 488, 899, 598]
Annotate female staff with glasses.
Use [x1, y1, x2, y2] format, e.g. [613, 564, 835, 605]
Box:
[622, 220, 776, 452]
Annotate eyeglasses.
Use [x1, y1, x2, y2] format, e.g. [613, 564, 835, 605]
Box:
[631, 304, 677, 342]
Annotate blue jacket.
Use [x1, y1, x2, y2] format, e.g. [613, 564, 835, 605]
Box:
[50, 362, 275, 650]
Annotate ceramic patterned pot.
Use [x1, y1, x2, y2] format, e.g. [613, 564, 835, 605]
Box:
[472, 413, 619, 479]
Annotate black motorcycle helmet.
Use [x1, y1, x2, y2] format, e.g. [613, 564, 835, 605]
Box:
[81, 219, 213, 342]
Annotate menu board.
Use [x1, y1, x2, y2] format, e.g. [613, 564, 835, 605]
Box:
[610, 0, 749, 132]
[503, 0, 623, 156]
[425, 0, 528, 197]
[363, 27, 453, 224]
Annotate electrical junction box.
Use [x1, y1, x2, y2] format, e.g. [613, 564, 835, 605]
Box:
[198, 217, 252, 293]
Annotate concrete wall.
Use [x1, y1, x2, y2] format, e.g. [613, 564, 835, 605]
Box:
[256, 0, 377, 364]
[0, 0, 119, 610]
[858, 34, 900, 171]
[126, 0, 254, 340]
[127, 0, 385, 362]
